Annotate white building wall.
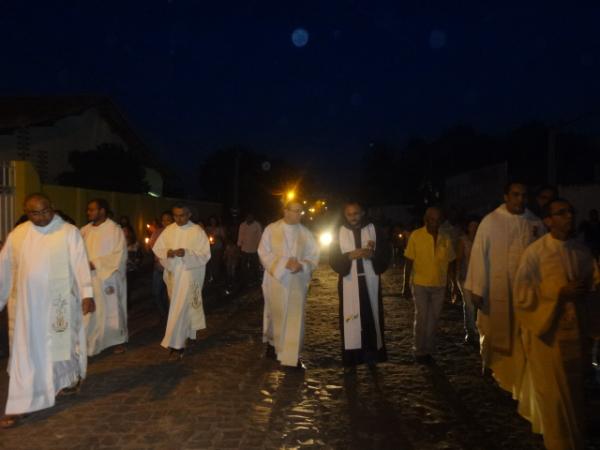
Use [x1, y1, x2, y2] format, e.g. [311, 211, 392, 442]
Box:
[0, 108, 128, 183]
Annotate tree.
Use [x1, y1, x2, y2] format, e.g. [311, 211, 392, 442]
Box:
[197, 147, 310, 223]
[58, 143, 149, 193]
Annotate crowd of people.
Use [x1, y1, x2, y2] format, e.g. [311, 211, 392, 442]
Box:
[0, 185, 598, 450]
[0, 194, 266, 428]
[364, 183, 598, 450]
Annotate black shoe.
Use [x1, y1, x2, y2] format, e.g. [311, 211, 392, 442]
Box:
[343, 365, 357, 376]
[464, 335, 476, 346]
[265, 344, 276, 360]
[169, 348, 185, 360]
[415, 354, 434, 365]
[296, 358, 307, 370]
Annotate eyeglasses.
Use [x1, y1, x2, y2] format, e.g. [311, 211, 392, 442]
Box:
[26, 208, 52, 217]
[551, 208, 574, 217]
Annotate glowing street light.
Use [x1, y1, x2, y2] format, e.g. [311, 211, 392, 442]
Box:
[286, 190, 296, 201]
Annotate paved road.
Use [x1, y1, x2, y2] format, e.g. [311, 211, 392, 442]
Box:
[0, 263, 597, 449]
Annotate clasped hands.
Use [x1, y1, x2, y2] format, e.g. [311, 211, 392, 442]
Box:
[285, 257, 303, 273]
[167, 248, 186, 258]
[348, 241, 375, 261]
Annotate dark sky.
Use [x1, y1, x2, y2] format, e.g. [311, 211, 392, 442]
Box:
[2, 1, 600, 181]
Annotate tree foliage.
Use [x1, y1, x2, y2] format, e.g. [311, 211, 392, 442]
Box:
[359, 122, 600, 207]
[198, 147, 310, 223]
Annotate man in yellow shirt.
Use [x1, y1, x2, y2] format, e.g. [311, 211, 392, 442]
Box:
[403, 207, 456, 364]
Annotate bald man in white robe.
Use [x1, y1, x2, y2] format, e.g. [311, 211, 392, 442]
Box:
[153, 204, 211, 358]
[0, 194, 94, 428]
[258, 201, 319, 368]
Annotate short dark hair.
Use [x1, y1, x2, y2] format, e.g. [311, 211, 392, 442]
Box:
[504, 181, 527, 195]
[161, 210, 173, 218]
[89, 198, 110, 215]
[24, 192, 51, 207]
[541, 198, 571, 219]
[172, 203, 191, 214]
[536, 184, 558, 197]
[344, 200, 364, 210]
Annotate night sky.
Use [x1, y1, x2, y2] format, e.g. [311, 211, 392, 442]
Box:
[2, 1, 600, 181]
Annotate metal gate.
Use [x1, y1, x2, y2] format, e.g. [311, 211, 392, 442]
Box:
[0, 160, 16, 243]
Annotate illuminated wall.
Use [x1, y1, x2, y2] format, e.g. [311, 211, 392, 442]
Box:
[12, 160, 221, 240]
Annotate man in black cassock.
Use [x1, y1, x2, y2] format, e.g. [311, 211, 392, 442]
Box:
[330, 201, 390, 369]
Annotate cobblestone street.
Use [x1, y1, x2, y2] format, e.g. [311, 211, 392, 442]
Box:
[0, 262, 598, 449]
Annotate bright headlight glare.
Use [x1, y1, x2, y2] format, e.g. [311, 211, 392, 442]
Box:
[319, 232, 333, 246]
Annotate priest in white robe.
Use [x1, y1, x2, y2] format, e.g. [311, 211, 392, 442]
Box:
[464, 183, 543, 404]
[0, 193, 95, 428]
[152, 204, 211, 358]
[514, 198, 599, 450]
[258, 200, 319, 368]
[81, 198, 128, 356]
[330, 201, 390, 369]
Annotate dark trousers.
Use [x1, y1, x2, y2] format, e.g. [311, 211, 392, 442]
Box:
[240, 251, 261, 285]
[152, 268, 169, 318]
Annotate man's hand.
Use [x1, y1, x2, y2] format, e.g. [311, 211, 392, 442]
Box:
[82, 298, 95, 315]
[362, 248, 374, 259]
[285, 257, 303, 273]
[471, 294, 484, 309]
[348, 248, 372, 260]
[175, 248, 186, 257]
[89, 261, 96, 271]
[559, 280, 588, 302]
[167, 249, 176, 258]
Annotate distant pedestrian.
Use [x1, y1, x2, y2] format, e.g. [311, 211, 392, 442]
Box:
[149, 211, 174, 322]
[119, 215, 131, 228]
[206, 216, 226, 284]
[223, 237, 241, 291]
[455, 215, 480, 345]
[530, 184, 558, 219]
[579, 209, 600, 260]
[237, 213, 263, 285]
[403, 206, 456, 364]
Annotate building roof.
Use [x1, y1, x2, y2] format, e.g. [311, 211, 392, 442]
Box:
[0, 95, 156, 165]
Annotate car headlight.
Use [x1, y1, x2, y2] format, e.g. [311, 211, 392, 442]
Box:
[319, 231, 333, 247]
